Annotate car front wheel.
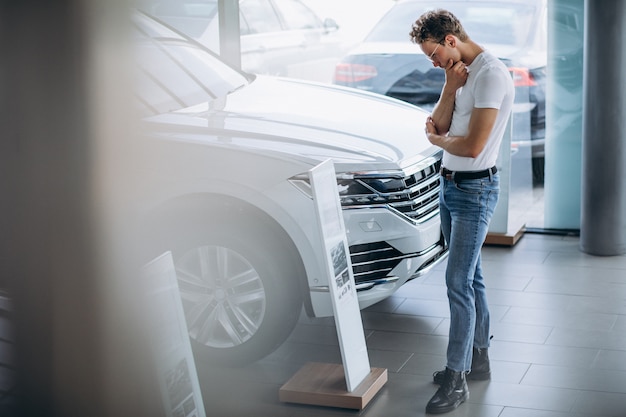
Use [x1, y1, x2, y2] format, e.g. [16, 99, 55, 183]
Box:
[149, 199, 304, 366]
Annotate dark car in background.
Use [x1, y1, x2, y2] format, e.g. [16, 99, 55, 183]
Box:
[334, 0, 547, 182]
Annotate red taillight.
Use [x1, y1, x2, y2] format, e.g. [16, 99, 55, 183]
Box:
[334, 63, 378, 83]
[508, 67, 536, 87]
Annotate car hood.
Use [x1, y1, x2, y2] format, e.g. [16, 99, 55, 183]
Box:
[144, 75, 438, 173]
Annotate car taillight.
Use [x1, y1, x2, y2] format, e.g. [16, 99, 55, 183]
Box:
[334, 63, 378, 83]
[509, 67, 536, 87]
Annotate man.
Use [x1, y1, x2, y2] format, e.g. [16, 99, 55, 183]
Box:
[410, 9, 514, 414]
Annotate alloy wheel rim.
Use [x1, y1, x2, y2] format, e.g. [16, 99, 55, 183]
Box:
[175, 245, 267, 348]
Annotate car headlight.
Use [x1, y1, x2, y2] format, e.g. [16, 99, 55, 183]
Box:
[338, 178, 407, 206]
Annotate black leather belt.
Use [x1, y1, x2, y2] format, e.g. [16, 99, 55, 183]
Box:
[440, 166, 497, 181]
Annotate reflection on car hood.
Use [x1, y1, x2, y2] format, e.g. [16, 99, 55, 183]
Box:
[145, 76, 438, 172]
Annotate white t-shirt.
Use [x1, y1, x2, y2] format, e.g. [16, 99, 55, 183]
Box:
[443, 51, 515, 171]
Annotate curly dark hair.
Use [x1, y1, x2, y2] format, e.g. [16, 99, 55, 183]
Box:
[409, 9, 468, 44]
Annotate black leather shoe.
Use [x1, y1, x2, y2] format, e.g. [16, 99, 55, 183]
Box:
[426, 368, 469, 414]
[469, 347, 491, 380]
[433, 347, 491, 384]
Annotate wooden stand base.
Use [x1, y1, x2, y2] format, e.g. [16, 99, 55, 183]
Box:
[485, 219, 526, 246]
[279, 362, 387, 410]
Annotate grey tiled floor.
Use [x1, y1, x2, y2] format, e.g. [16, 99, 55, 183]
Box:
[197, 234, 626, 417]
[2, 234, 626, 416]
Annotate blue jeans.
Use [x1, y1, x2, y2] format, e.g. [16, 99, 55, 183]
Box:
[439, 173, 499, 372]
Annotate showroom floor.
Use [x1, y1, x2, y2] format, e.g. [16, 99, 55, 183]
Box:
[2, 233, 626, 416]
[198, 233, 626, 417]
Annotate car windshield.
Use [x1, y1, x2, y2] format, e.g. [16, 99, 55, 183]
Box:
[132, 10, 248, 116]
[366, 1, 537, 48]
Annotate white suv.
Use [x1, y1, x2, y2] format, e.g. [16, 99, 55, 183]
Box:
[134, 11, 447, 365]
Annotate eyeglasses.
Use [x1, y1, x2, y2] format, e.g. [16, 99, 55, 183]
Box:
[428, 42, 441, 62]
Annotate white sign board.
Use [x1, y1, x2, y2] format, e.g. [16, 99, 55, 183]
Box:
[142, 252, 206, 417]
[490, 109, 513, 233]
[309, 159, 371, 392]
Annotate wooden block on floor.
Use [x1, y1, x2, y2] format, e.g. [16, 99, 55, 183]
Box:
[485, 220, 526, 246]
[279, 362, 387, 410]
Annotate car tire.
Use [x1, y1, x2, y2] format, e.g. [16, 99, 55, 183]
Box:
[146, 198, 304, 366]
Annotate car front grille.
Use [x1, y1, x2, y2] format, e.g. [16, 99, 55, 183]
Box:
[349, 241, 403, 285]
[337, 154, 444, 287]
[349, 238, 447, 287]
[339, 154, 442, 224]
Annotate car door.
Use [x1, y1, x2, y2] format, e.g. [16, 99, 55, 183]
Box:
[238, 0, 306, 76]
[270, 0, 342, 81]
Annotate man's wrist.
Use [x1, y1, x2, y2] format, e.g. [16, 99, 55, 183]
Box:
[440, 86, 457, 98]
[427, 132, 443, 147]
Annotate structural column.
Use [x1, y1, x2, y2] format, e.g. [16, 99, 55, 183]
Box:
[218, 0, 241, 68]
[0, 2, 162, 416]
[581, 0, 626, 255]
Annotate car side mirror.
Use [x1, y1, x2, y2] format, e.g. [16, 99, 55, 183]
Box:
[323, 17, 339, 33]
